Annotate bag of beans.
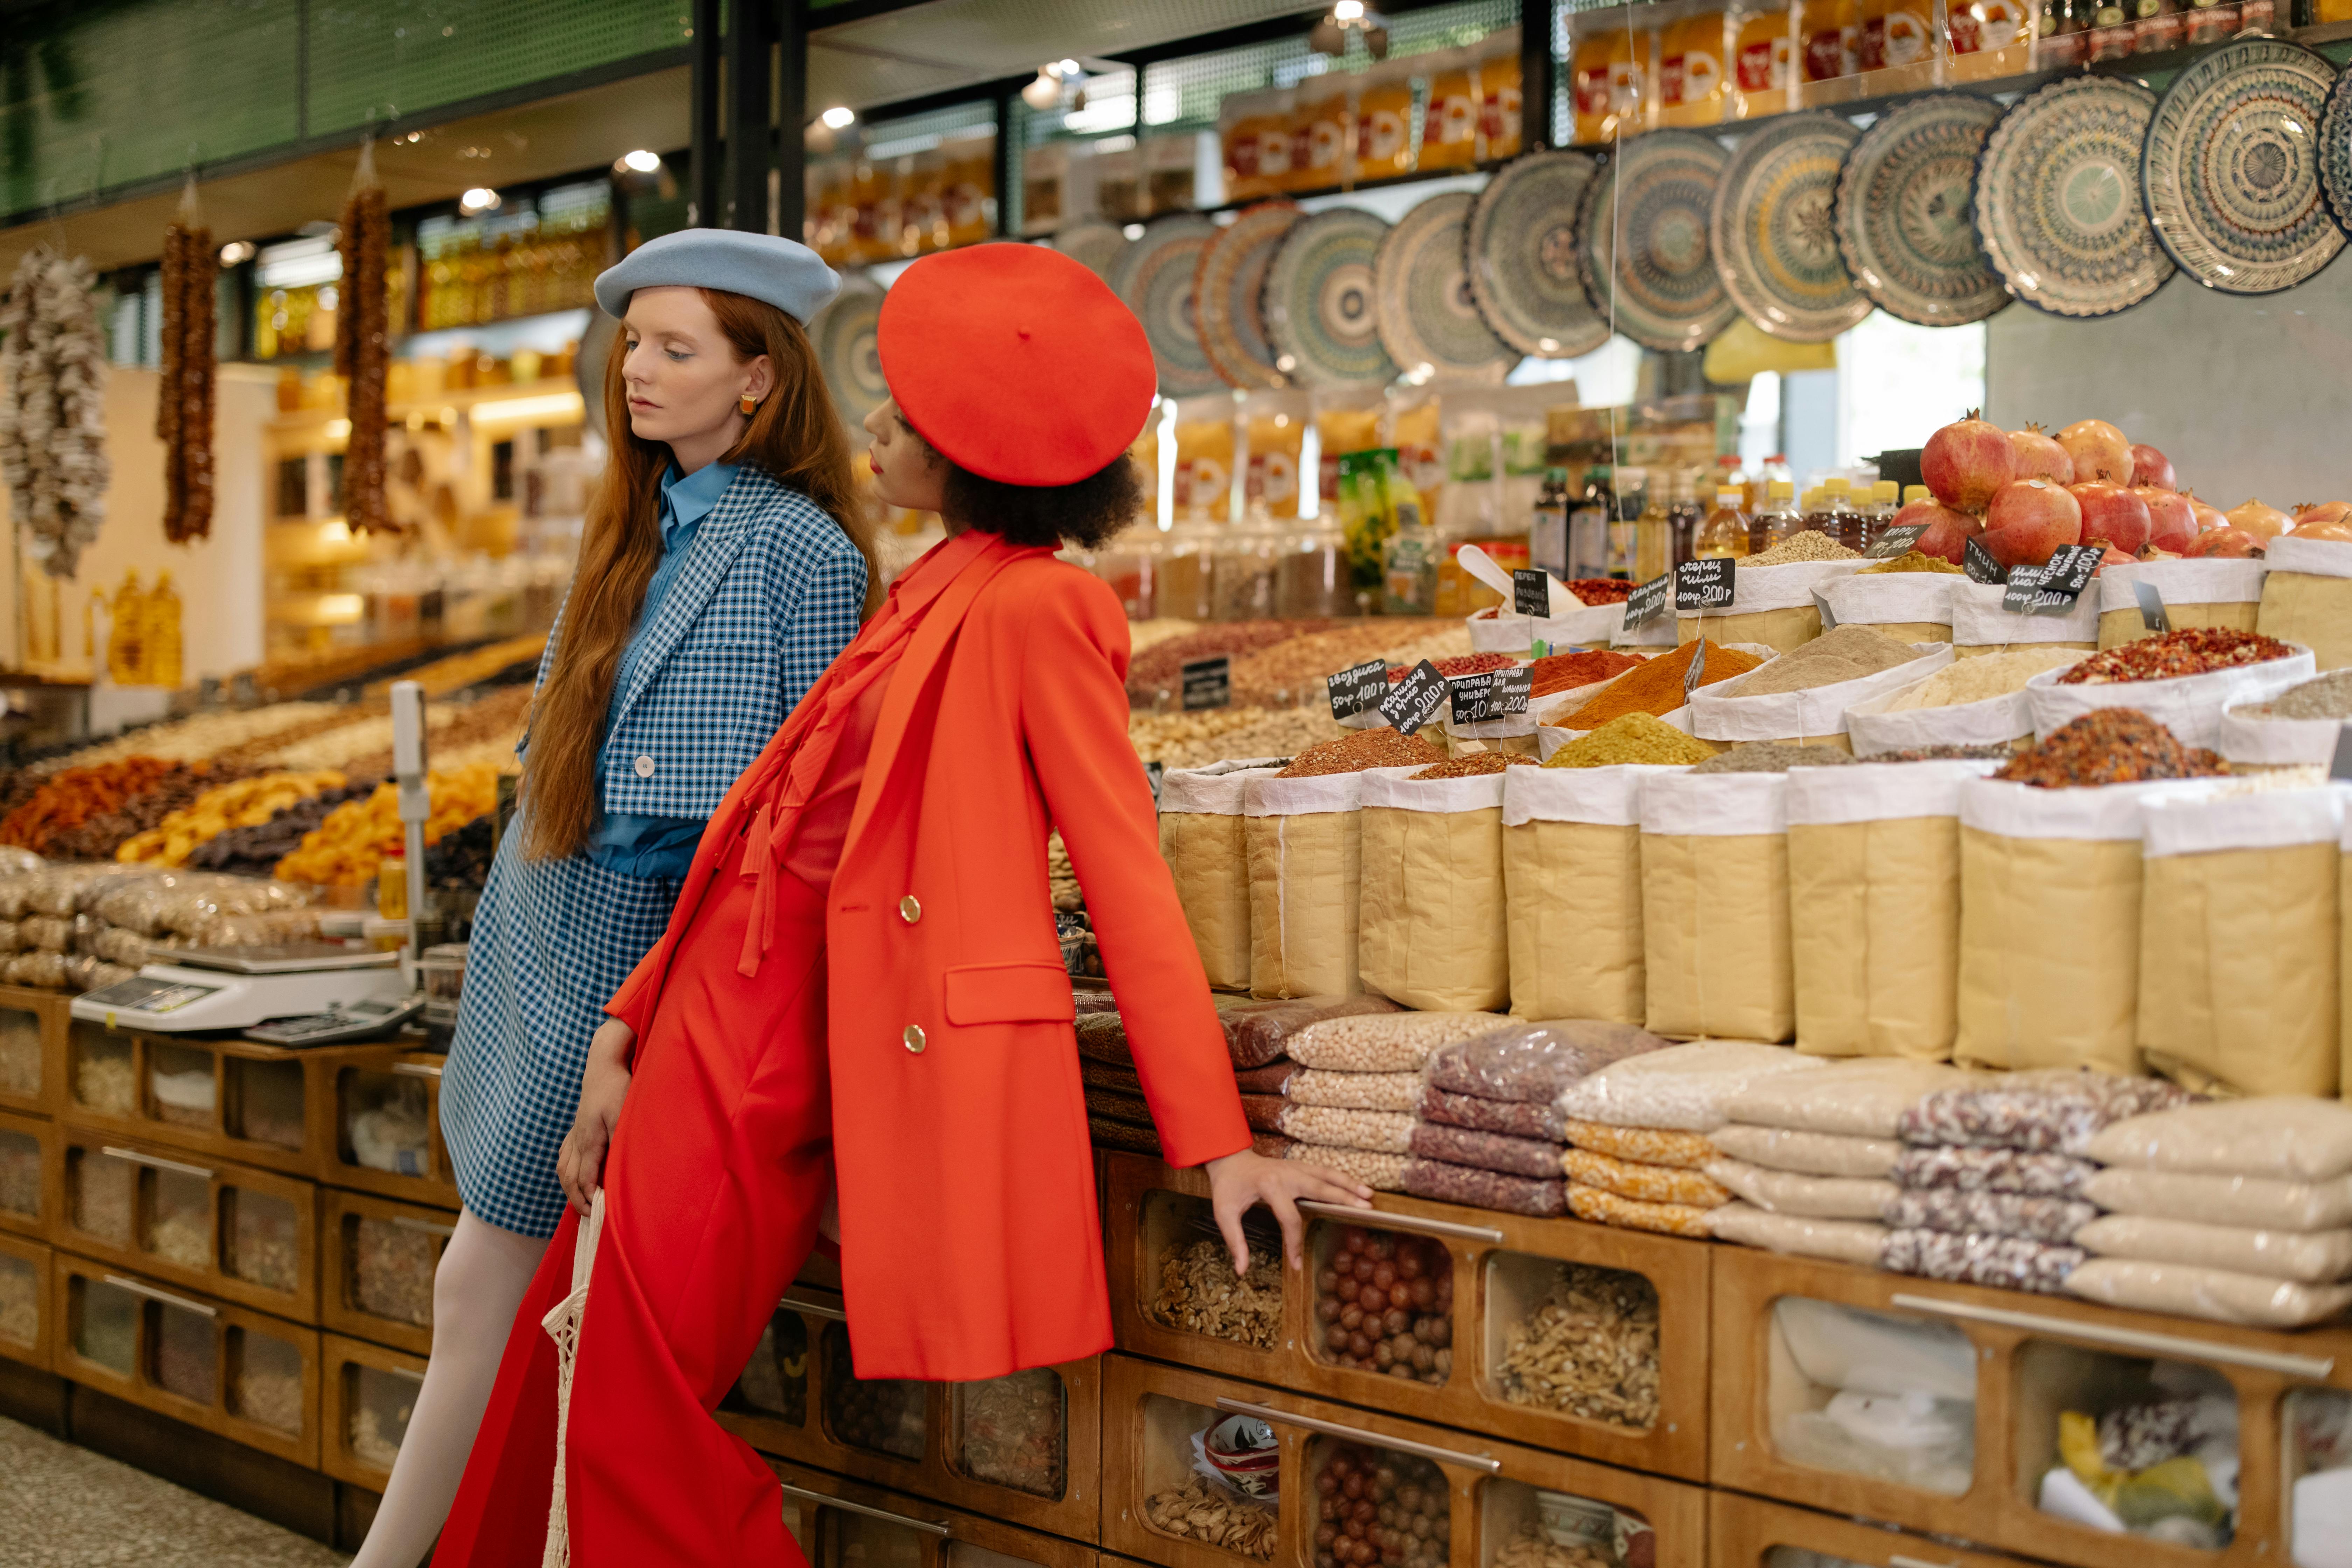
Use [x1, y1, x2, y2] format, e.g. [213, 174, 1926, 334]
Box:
[1358, 768, 1510, 1010]
[1161, 761, 1286, 990]
[2025, 638, 2314, 751]
[1686, 632, 1950, 753]
[2135, 783, 2342, 1097]
[1502, 764, 1691, 1023]
[1949, 580, 2099, 659]
[2095, 560, 2267, 650]
[1814, 572, 1961, 643]
[1639, 772, 1798, 1041]
[2259, 535, 2352, 672]
[1787, 760, 2003, 1062]
[1244, 770, 1373, 999]
[1676, 559, 1865, 653]
[1844, 648, 2087, 757]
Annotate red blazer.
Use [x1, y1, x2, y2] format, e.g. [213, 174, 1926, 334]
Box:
[604, 532, 1252, 1381]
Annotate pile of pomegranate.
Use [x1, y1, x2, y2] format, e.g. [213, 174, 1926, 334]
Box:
[1904, 411, 2352, 570]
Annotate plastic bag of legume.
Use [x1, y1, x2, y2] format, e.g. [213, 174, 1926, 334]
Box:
[1949, 581, 2100, 660]
[1555, 1039, 1823, 1132]
[1160, 761, 1287, 991]
[2024, 641, 2313, 751]
[1357, 767, 1510, 1011]
[1423, 1017, 1671, 1101]
[2095, 560, 2267, 651]
[1242, 769, 1377, 999]
[1502, 764, 1692, 1023]
[2259, 536, 2352, 673]
[1676, 559, 1866, 653]
[1217, 993, 1404, 1069]
[2134, 783, 2343, 1097]
[1706, 1202, 1889, 1267]
[1638, 770, 1799, 1041]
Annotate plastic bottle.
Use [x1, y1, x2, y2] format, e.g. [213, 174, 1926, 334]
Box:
[1867, 480, 1901, 546]
[1634, 480, 1676, 582]
[1530, 467, 1570, 578]
[106, 572, 146, 686]
[1696, 486, 1752, 559]
[1609, 466, 1647, 579]
[1760, 453, 1794, 493]
[1823, 477, 1867, 553]
[1749, 479, 1800, 555]
[1567, 466, 1613, 581]
[144, 572, 183, 688]
[1381, 508, 1439, 614]
[1671, 468, 1707, 566]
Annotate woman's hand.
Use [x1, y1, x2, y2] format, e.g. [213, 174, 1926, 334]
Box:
[1203, 1148, 1374, 1277]
[556, 1020, 637, 1218]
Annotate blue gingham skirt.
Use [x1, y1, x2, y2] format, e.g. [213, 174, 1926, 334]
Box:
[440, 818, 683, 1237]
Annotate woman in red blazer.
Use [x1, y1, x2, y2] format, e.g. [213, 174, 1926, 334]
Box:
[432, 244, 1370, 1567]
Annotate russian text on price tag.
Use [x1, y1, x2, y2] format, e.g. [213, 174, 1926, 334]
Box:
[1181, 656, 1231, 711]
[1326, 658, 1388, 721]
[2002, 545, 2100, 617]
[1674, 558, 1736, 612]
[1450, 665, 1533, 724]
[1379, 660, 1449, 733]
[1863, 523, 1931, 560]
[1621, 572, 1672, 632]
[1964, 537, 2004, 584]
[1513, 568, 1554, 617]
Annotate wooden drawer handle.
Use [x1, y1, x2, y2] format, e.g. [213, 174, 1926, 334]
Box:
[1213, 1396, 1503, 1474]
[392, 1062, 443, 1080]
[391, 1216, 456, 1239]
[100, 1145, 215, 1181]
[780, 1287, 848, 1323]
[1889, 1555, 1962, 1568]
[1296, 1200, 1504, 1246]
[1888, 1293, 2335, 1379]
[774, 1481, 951, 1536]
[103, 1274, 217, 1318]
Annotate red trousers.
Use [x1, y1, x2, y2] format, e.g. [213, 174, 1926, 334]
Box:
[434, 857, 833, 1567]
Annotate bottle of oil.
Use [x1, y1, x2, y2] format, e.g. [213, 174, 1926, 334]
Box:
[144, 572, 183, 688]
[1609, 466, 1646, 579]
[1695, 486, 1751, 559]
[1668, 468, 1705, 568]
[1749, 479, 1799, 554]
[1634, 477, 1676, 581]
[1867, 480, 1901, 546]
[106, 571, 146, 685]
[1800, 484, 1837, 541]
[1823, 476, 1866, 552]
[1529, 467, 1570, 577]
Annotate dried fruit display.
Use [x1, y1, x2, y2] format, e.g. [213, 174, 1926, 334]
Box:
[115, 770, 347, 867]
[273, 762, 499, 887]
[158, 200, 217, 542]
[1152, 1233, 1283, 1348]
[1312, 1225, 1454, 1384]
[1311, 1443, 1448, 1568]
[822, 1322, 924, 1460]
[1496, 1263, 1662, 1426]
[957, 1367, 1066, 1497]
[0, 245, 109, 577]
[1145, 1473, 1277, 1559]
[337, 150, 394, 534]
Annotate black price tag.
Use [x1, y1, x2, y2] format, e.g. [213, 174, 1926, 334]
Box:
[1864, 523, 1931, 560]
[2133, 579, 2171, 633]
[1621, 573, 1672, 632]
[1963, 536, 2005, 585]
[1449, 665, 1534, 725]
[1513, 568, 1554, 618]
[2002, 545, 2100, 617]
[1683, 637, 1709, 697]
[1674, 557, 1736, 613]
[1325, 658, 1388, 721]
[2332, 722, 2352, 782]
[1378, 659, 1449, 733]
[1181, 656, 1231, 711]
[1146, 760, 1166, 804]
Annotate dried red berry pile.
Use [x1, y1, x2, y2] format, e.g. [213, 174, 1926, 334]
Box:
[1410, 752, 1536, 779]
[1385, 652, 1518, 682]
[1528, 649, 1645, 698]
[2054, 628, 2294, 685]
[1568, 579, 1634, 604]
[1993, 709, 2227, 788]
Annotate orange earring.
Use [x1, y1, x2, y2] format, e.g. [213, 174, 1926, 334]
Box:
[739, 394, 759, 416]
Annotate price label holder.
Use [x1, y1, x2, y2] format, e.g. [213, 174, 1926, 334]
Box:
[2002, 544, 2100, 617]
[1863, 523, 1931, 560]
[2332, 721, 2352, 782]
[1326, 658, 1390, 721]
[1964, 536, 2004, 584]
[1146, 761, 1166, 805]
[1450, 665, 1533, 725]
[2133, 579, 2171, 632]
[1513, 568, 1555, 617]
[1674, 558, 1736, 614]
[1621, 572, 1672, 633]
[1379, 660, 1449, 733]
[1814, 589, 1839, 631]
[1181, 656, 1232, 711]
[1683, 638, 1709, 698]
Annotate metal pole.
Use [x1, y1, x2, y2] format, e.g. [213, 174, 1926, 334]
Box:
[390, 680, 430, 978]
[777, 0, 808, 242]
[690, 0, 722, 225]
[992, 90, 1017, 238]
[727, 0, 777, 231]
[1519, 0, 1554, 151]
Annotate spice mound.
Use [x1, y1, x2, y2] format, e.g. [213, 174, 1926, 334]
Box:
[2237, 669, 2352, 721]
[1994, 709, 2227, 788]
[1566, 578, 1634, 604]
[1545, 713, 1715, 768]
[1859, 550, 1965, 575]
[1887, 648, 2085, 710]
[1746, 532, 1861, 566]
[1412, 752, 1536, 779]
[1691, 742, 1857, 774]
[1729, 624, 1921, 697]
[1530, 649, 1644, 698]
[1387, 652, 1517, 681]
[1496, 1262, 1661, 1427]
[2054, 628, 2295, 685]
[1557, 640, 1763, 729]
[1866, 744, 2014, 762]
[1276, 729, 1446, 778]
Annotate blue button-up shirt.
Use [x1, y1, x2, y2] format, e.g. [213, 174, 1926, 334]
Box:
[587, 461, 739, 878]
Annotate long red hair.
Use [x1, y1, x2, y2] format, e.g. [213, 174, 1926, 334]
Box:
[520, 289, 877, 861]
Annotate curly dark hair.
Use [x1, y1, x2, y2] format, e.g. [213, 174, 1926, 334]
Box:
[941, 453, 1146, 550]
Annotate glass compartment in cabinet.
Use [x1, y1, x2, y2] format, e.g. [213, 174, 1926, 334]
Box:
[68, 1147, 135, 1247]
[232, 1326, 306, 1435]
[1140, 1394, 1280, 1561]
[229, 1058, 306, 1150]
[350, 1363, 420, 1469]
[1480, 1476, 1652, 1568]
[0, 1252, 36, 1347]
[1763, 1550, 1868, 1568]
[0, 1126, 39, 1221]
[145, 1166, 213, 1272]
[0, 1005, 39, 1097]
[952, 1549, 1053, 1568]
[1766, 1296, 1976, 1495]
[1310, 1219, 1456, 1386]
[820, 1321, 924, 1461]
[1307, 1434, 1450, 1568]
[2286, 1388, 2352, 1568]
[152, 1300, 217, 1405]
[70, 1026, 134, 1116]
[340, 1069, 432, 1177]
[148, 1042, 216, 1130]
[352, 1216, 438, 1327]
[1487, 1252, 1660, 1430]
[954, 1366, 1065, 1498]
[833, 1509, 927, 1568]
[733, 1309, 808, 1423]
[75, 1276, 138, 1376]
[226, 1188, 299, 1294]
[780, 1496, 812, 1560]
[2017, 1340, 2237, 1549]
[1144, 1189, 1283, 1349]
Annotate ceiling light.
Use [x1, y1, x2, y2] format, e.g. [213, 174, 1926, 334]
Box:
[1021, 69, 1062, 110]
[1311, 1, 1390, 57]
[459, 188, 501, 214]
[821, 106, 855, 130]
[217, 240, 254, 266]
[1057, 58, 1081, 74]
[1334, 0, 1364, 19]
[621, 148, 662, 173]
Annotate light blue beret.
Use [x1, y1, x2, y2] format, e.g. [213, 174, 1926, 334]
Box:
[593, 228, 842, 324]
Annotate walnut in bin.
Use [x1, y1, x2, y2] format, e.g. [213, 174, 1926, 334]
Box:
[1315, 1226, 1453, 1384]
[1313, 1443, 1450, 1568]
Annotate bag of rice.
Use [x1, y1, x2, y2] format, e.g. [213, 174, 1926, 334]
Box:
[1358, 767, 1511, 1010]
[2081, 1097, 2352, 1182]
[1639, 770, 1798, 1040]
[1729, 1057, 1978, 1137]
[1710, 1124, 1900, 1177]
[1502, 765, 1689, 1023]
[1160, 761, 1287, 990]
[2075, 1213, 2352, 1284]
[2084, 1166, 2352, 1230]
[2065, 1257, 2352, 1328]
[1707, 1202, 1889, 1266]
[1705, 1158, 1896, 1219]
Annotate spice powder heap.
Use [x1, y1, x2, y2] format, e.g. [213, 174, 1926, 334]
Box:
[1691, 741, 1857, 774]
[1567, 578, 1634, 604]
[1413, 752, 1537, 779]
[1556, 640, 1763, 729]
[1529, 649, 1644, 698]
[1545, 713, 1716, 768]
[1275, 727, 1446, 778]
[2246, 670, 2352, 721]
[1386, 651, 1518, 682]
[1993, 709, 2228, 788]
[1744, 532, 1861, 566]
[1730, 624, 1922, 697]
[2054, 628, 2295, 685]
[1885, 648, 2085, 710]
[1859, 550, 1964, 575]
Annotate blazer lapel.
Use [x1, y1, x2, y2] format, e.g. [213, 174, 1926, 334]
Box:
[605, 467, 763, 733]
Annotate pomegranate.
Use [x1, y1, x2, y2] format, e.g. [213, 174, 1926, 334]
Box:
[2186, 526, 2260, 559]
[2225, 497, 2292, 542]
[2090, 545, 2135, 574]
[2296, 516, 2352, 542]
[1921, 409, 2017, 512]
[1893, 496, 1985, 564]
[2136, 488, 2196, 554]
[1981, 478, 2082, 568]
[2007, 423, 2074, 485]
[2129, 443, 2175, 490]
[2070, 482, 2150, 556]
[2056, 418, 2132, 483]
[2293, 501, 2352, 530]
[2186, 491, 2228, 533]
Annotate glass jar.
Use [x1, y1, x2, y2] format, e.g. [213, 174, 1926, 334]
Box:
[1278, 524, 1351, 618]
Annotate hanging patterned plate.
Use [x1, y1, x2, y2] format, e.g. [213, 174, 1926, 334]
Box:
[1834, 93, 2010, 328]
[1974, 76, 2173, 318]
[1195, 202, 1299, 390]
[1373, 191, 1517, 383]
[1052, 221, 1131, 284]
[809, 277, 887, 427]
[1262, 207, 1398, 387]
[2143, 36, 2342, 296]
[1710, 112, 1869, 343]
[1112, 215, 1224, 397]
[1576, 131, 1738, 354]
[2321, 67, 2352, 234]
[1463, 149, 1611, 359]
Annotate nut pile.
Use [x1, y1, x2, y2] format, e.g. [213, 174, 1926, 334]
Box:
[1145, 1475, 1278, 1560]
[1312, 1444, 1450, 1568]
[1129, 707, 1278, 766]
[0, 1135, 36, 1216]
[1497, 1263, 1662, 1428]
[957, 1367, 1065, 1497]
[236, 1366, 305, 1435]
[1410, 753, 1535, 779]
[823, 1325, 925, 1460]
[230, 1197, 300, 1294]
[1495, 1526, 1618, 1568]
[72, 1153, 134, 1245]
[1152, 1234, 1284, 1348]
[1314, 1227, 1454, 1383]
[354, 1218, 437, 1326]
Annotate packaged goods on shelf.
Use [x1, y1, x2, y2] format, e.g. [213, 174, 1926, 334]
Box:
[1161, 762, 1285, 992]
[1706, 1204, 1889, 1266]
[2036, 1362, 2237, 1544]
[1566, 1184, 1713, 1238]
[1409, 1122, 1560, 1179]
[2074, 1214, 2352, 1285]
[1287, 1010, 1505, 1073]
[1560, 1041, 1822, 1133]
[1090, 1118, 1163, 1156]
[1898, 1069, 2192, 1155]
[2258, 535, 2352, 671]
[1731, 1057, 1977, 1137]
[1358, 769, 1511, 1011]
[1705, 1160, 1895, 1220]
[1426, 1019, 1669, 1103]
[1562, 1147, 1729, 1209]
[1277, 1105, 1412, 1152]
[1559, 1121, 1717, 1169]
[1883, 1188, 2096, 1243]
[2086, 1163, 2352, 1231]
[1402, 1159, 1564, 1216]
[1286, 1142, 1409, 1190]
[1501, 767, 1678, 1024]
[2093, 560, 2267, 650]
[1709, 1125, 1899, 1178]
[1768, 1296, 1976, 1492]
[2087, 1097, 2352, 1181]
[1285, 1068, 1421, 1110]
[1897, 1145, 2098, 1197]
[1419, 1086, 1566, 1142]
[1638, 773, 1804, 1040]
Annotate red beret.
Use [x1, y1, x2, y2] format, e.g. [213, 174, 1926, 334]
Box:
[877, 244, 1158, 488]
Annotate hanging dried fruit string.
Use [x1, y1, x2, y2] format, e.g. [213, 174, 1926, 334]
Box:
[0, 246, 111, 579]
[337, 141, 394, 534]
[158, 174, 217, 542]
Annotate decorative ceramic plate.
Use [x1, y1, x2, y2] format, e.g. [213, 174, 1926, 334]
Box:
[1834, 93, 2010, 327]
[2321, 66, 2352, 235]
[2144, 36, 2342, 296]
[1196, 202, 1299, 390]
[1052, 221, 1131, 283]
[1710, 112, 1869, 343]
[1112, 215, 1224, 397]
[809, 277, 887, 427]
[1974, 76, 2173, 318]
[1373, 191, 1517, 383]
[1576, 131, 1738, 353]
[1262, 207, 1398, 387]
[1463, 149, 1611, 358]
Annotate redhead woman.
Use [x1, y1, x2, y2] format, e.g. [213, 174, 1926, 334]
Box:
[429, 243, 1369, 1566]
[350, 231, 875, 1568]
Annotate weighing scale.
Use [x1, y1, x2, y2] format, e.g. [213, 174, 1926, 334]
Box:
[72, 944, 415, 1035]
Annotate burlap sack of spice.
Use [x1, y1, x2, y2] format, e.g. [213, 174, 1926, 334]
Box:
[1358, 769, 1510, 1011]
[2095, 560, 2266, 650]
[1160, 761, 1285, 990]
[1787, 760, 2002, 1062]
[1502, 764, 1690, 1023]
[1639, 770, 1795, 1042]
[1814, 572, 1962, 644]
[2136, 784, 2342, 1098]
[1949, 581, 2099, 659]
[2259, 537, 2352, 672]
[2025, 644, 2312, 752]
[1687, 636, 1950, 752]
[1244, 770, 1378, 999]
[1676, 560, 1866, 653]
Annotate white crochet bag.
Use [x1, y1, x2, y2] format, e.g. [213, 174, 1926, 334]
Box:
[540, 1190, 606, 1567]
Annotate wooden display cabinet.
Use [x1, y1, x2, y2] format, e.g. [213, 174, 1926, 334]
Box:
[0, 1231, 52, 1369]
[50, 1255, 323, 1467]
[320, 1189, 452, 1357]
[53, 1128, 319, 1322]
[60, 1017, 328, 1178]
[0, 1106, 55, 1240]
[1104, 1153, 1711, 1480]
[763, 1452, 1101, 1568]
[718, 1284, 1105, 1541]
[321, 1331, 428, 1490]
[313, 1050, 458, 1210]
[0, 985, 66, 1116]
[1710, 1491, 2047, 1568]
[1099, 1353, 1707, 1568]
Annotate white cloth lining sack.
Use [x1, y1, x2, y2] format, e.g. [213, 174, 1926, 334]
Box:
[2096, 559, 2268, 613]
[1813, 573, 1961, 629]
[2023, 644, 2316, 750]
[1949, 580, 2100, 648]
[1784, 758, 2003, 827]
[1844, 678, 2036, 758]
[1687, 644, 1953, 745]
[1503, 763, 1693, 829]
[2215, 700, 2345, 769]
